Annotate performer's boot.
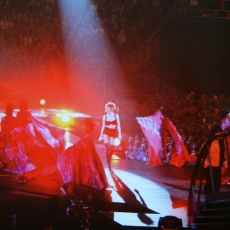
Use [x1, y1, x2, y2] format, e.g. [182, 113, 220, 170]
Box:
[105, 144, 112, 170]
[106, 150, 112, 170]
[108, 145, 115, 170]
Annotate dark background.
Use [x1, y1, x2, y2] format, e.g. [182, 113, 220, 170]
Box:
[159, 18, 230, 96]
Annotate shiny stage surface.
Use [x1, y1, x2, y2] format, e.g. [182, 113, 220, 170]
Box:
[98, 143, 192, 228]
[0, 141, 196, 229]
[1, 110, 230, 229]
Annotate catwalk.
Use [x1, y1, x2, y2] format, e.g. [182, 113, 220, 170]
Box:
[1, 109, 230, 229]
[0, 140, 199, 229]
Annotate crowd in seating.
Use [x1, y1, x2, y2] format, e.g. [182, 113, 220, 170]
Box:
[114, 134, 149, 161]
[0, 0, 166, 112]
[0, 0, 163, 69]
[116, 83, 230, 165]
[1, 0, 230, 166]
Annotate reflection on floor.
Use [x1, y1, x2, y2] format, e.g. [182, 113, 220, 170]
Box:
[98, 143, 191, 229]
[1, 143, 229, 229]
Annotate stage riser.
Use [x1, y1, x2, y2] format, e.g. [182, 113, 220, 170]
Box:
[191, 222, 230, 230]
[195, 216, 230, 223]
[200, 207, 230, 216]
[8, 191, 57, 229]
[90, 213, 193, 230]
[0, 189, 13, 229]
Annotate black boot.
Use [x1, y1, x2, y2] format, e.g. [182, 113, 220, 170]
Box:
[105, 144, 111, 169]
[106, 150, 112, 170]
[108, 145, 115, 170]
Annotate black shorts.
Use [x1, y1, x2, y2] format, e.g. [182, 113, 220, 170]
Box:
[103, 127, 118, 138]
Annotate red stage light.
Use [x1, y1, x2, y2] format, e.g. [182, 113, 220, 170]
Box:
[61, 114, 71, 123]
[40, 99, 46, 106]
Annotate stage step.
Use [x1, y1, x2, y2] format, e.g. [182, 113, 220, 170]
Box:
[205, 191, 230, 202]
[191, 221, 230, 230]
[205, 191, 230, 209]
[195, 214, 230, 223]
[8, 190, 57, 229]
[190, 192, 230, 229]
[88, 212, 123, 230]
[199, 206, 230, 216]
[206, 199, 230, 209]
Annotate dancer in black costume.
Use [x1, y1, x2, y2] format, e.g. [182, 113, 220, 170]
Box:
[99, 102, 122, 169]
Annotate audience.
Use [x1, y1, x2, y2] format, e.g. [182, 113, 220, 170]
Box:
[1, 0, 230, 167]
[116, 85, 230, 166]
[0, 0, 162, 71]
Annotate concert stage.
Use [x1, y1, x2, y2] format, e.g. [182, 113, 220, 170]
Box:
[0, 140, 201, 230]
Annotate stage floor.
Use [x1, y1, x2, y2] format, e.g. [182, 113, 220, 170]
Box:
[1, 143, 230, 229]
[98, 144, 192, 228]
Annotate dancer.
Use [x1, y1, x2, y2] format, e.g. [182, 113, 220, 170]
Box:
[220, 108, 230, 185]
[136, 102, 191, 167]
[11, 101, 36, 182]
[99, 102, 122, 169]
[8, 100, 66, 182]
[204, 125, 228, 193]
[220, 107, 230, 143]
[58, 118, 110, 198]
[0, 102, 17, 171]
[1, 102, 17, 134]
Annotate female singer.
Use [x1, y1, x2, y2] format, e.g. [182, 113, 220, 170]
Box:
[99, 102, 122, 169]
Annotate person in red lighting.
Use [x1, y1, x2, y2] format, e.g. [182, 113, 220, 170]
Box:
[220, 108, 230, 185]
[16, 100, 33, 128]
[0, 102, 17, 171]
[98, 102, 122, 170]
[58, 118, 110, 197]
[1, 102, 17, 134]
[4, 100, 66, 183]
[136, 100, 191, 167]
[204, 125, 228, 193]
[9, 100, 36, 182]
[1, 102, 36, 180]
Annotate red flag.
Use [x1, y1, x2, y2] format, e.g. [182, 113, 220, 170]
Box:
[136, 111, 190, 167]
